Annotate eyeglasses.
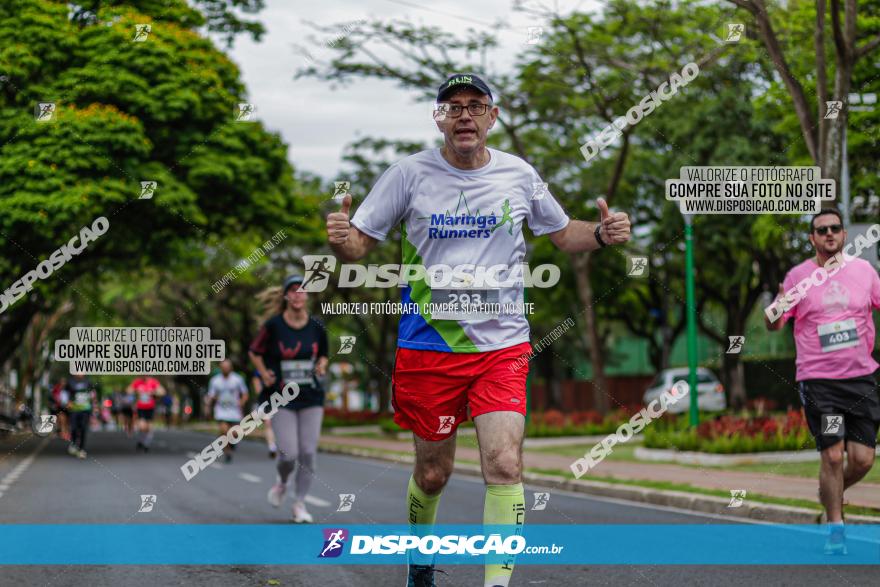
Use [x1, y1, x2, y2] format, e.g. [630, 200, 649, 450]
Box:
[814, 224, 843, 235]
[434, 103, 489, 119]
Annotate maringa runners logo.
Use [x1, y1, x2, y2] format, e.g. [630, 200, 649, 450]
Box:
[417, 192, 519, 239]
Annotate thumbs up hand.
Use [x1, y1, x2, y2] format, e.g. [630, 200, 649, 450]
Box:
[327, 193, 352, 245]
[596, 197, 631, 245]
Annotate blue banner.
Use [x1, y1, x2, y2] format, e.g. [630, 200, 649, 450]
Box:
[1, 524, 878, 565]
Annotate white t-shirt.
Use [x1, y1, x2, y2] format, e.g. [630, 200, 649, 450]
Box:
[207, 372, 248, 422]
[351, 148, 569, 352]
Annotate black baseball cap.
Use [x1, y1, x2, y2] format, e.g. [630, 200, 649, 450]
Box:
[437, 73, 493, 102]
[282, 274, 304, 293]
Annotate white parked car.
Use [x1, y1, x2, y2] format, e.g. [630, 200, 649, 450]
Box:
[642, 368, 727, 414]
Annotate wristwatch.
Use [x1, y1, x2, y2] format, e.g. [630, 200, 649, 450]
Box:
[594, 224, 608, 248]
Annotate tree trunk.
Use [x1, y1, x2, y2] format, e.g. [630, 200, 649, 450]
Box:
[660, 325, 674, 370]
[722, 354, 747, 410]
[823, 58, 852, 185]
[571, 251, 608, 413]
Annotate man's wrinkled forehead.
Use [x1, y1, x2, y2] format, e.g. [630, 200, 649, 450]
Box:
[442, 87, 491, 104]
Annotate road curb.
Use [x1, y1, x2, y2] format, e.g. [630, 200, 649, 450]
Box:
[319, 443, 880, 525]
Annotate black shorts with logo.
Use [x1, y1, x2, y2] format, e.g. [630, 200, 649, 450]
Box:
[798, 373, 880, 451]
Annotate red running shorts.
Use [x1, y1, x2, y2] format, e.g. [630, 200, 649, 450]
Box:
[391, 342, 531, 441]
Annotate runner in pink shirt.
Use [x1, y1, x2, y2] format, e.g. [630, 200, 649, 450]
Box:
[765, 208, 880, 555]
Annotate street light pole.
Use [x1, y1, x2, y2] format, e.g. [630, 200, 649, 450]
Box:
[683, 213, 699, 427]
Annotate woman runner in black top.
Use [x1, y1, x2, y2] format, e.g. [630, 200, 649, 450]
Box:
[249, 274, 328, 523]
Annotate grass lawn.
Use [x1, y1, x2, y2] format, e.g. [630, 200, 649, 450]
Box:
[526, 467, 880, 518]
[318, 441, 880, 518]
[530, 443, 643, 462]
[530, 443, 880, 484]
[321, 431, 390, 440]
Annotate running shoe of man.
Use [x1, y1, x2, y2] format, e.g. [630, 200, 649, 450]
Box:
[406, 564, 448, 587]
[824, 523, 847, 555]
[67, 444, 78, 456]
[77, 449, 87, 460]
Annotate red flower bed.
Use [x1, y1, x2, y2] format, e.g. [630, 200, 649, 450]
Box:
[570, 410, 604, 426]
[695, 409, 807, 440]
[540, 409, 566, 428]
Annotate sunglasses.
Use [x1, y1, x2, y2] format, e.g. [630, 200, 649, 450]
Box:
[813, 224, 843, 235]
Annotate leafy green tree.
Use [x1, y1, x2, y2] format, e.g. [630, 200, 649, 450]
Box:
[726, 0, 880, 185]
[0, 0, 298, 395]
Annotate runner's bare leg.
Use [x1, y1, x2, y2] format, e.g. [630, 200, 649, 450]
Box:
[412, 433, 456, 495]
[475, 411, 525, 587]
[843, 440, 875, 490]
[474, 412, 524, 485]
[819, 440, 845, 522]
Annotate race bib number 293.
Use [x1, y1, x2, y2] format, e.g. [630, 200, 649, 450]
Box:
[430, 289, 500, 321]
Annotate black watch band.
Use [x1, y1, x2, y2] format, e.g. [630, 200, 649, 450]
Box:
[594, 224, 608, 248]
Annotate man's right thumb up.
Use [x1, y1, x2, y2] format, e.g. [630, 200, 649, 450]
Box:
[339, 193, 352, 216]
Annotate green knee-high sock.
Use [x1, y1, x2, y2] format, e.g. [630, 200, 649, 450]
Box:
[483, 483, 525, 587]
[407, 475, 442, 566]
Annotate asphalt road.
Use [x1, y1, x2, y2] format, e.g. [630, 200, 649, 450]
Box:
[0, 427, 876, 586]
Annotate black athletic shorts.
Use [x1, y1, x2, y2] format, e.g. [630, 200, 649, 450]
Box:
[137, 408, 154, 421]
[798, 373, 880, 451]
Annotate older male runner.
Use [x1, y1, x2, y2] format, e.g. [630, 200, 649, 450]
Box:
[325, 73, 631, 586]
[765, 209, 880, 555]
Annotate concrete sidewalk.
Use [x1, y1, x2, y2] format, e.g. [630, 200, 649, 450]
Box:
[320, 434, 880, 510]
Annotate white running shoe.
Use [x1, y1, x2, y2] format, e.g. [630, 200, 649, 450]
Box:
[291, 501, 313, 523]
[77, 449, 87, 459]
[267, 479, 287, 508]
[67, 444, 78, 456]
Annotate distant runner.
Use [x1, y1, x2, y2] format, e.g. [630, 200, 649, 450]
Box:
[64, 373, 96, 459]
[250, 274, 329, 523]
[206, 359, 249, 463]
[49, 377, 70, 441]
[326, 73, 631, 586]
[119, 387, 135, 437]
[765, 209, 880, 555]
[128, 376, 166, 452]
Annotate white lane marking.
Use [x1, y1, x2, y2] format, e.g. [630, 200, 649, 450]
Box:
[186, 452, 198, 459]
[0, 438, 48, 501]
[304, 495, 331, 508]
[237, 472, 262, 483]
[209, 463, 224, 470]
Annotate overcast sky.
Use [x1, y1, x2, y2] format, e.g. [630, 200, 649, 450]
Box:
[224, 0, 599, 181]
